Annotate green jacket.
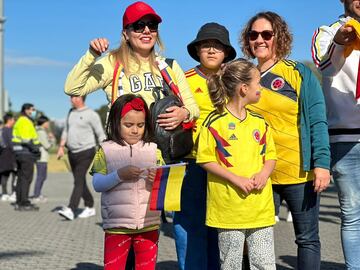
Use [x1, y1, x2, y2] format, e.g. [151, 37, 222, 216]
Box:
[297, 62, 330, 171]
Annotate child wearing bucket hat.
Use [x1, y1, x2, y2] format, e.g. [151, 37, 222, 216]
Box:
[172, 22, 236, 270]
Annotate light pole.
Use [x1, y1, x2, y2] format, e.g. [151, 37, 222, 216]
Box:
[0, 0, 5, 118]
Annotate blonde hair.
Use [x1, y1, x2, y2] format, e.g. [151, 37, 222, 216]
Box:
[109, 32, 165, 76]
[207, 59, 256, 113]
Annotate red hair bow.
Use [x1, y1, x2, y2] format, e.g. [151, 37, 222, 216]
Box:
[121, 97, 146, 117]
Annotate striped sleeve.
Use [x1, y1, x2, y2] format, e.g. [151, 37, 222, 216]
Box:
[171, 60, 200, 121]
[311, 22, 347, 76]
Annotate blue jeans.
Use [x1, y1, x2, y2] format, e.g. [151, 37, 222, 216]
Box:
[173, 159, 220, 270]
[33, 162, 47, 197]
[331, 142, 360, 270]
[273, 181, 321, 270]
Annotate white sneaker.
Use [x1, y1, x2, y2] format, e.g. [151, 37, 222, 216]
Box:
[32, 195, 48, 203]
[8, 193, 16, 202]
[78, 207, 96, 218]
[275, 215, 280, 222]
[1, 194, 10, 201]
[286, 211, 293, 222]
[58, 207, 74, 221]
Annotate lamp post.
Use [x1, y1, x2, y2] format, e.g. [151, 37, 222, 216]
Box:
[0, 0, 5, 118]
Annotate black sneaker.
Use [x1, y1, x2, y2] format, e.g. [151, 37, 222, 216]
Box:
[15, 203, 40, 211]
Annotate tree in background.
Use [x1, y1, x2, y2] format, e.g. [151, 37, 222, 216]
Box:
[95, 104, 108, 127]
[303, 61, 321, 84]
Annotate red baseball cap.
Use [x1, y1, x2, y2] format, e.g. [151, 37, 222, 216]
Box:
[123, 1, 162, 29]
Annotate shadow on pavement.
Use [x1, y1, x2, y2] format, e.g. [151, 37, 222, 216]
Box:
[0, 251, 46, 259]
[95, 222, 103, 228]
[321, 261, 346, 270]
[160, 222, 174, 239]
[277, 255, 345, 270]
[156, 260, 178, 270]
[277, 255, 296, 269]
[70, 262, 103, 270]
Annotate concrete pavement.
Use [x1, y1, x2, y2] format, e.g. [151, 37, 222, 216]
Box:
[0, 173, 345, 269]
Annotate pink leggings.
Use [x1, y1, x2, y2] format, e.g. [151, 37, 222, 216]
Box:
[104, 230, 159, 270]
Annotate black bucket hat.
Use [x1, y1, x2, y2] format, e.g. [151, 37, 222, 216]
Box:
[187, 22, 237, 63]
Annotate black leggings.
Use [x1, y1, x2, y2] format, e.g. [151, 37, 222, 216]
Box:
[1, 171, 16, 195]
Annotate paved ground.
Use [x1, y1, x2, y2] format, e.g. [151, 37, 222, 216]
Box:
[0, 173, 345, 270]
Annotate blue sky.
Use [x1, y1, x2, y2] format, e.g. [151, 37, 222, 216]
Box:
[5, 0, 343, 119]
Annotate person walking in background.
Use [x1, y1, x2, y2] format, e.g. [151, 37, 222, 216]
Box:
[32, 115, 55, 203]
[12, 103, 41, 211]
[274, 200, 293, 223]
[57, 95, 106, 221]
[0, 112, 16, 202]
[197, 59, 277, 269]
[63, 1, 199, 133]
[239, 11, 331, 270]
[312, 1, 360, 268]
[173, 22, 236, 270]
[92, 94, 162, 270]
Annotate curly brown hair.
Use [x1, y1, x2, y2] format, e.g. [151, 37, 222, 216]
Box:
[239, 11, 292, 61]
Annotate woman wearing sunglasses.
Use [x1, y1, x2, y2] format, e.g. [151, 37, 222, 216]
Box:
[64, 1, 199, 131]
[239, 11, 331, 270]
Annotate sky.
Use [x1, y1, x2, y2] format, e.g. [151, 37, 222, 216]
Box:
[4, 0, 344, 119]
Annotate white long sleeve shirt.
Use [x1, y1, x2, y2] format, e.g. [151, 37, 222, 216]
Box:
[312, 16, 360, 143]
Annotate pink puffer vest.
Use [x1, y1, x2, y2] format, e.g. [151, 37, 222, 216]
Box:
[100, 140, 160, 230]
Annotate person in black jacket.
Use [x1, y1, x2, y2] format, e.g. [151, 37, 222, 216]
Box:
[0, 113, 16, 202]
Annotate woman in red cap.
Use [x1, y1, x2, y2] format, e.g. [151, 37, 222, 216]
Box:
[64, 1, 199, 131]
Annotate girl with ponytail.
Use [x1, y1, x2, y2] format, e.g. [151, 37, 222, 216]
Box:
[197, 58, 277, 269]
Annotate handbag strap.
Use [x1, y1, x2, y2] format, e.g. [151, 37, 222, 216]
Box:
[156, 58, 183, 103]
[111, 61, 125, 105]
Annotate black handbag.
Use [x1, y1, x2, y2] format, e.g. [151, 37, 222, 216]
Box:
[150, 87, 193, 164]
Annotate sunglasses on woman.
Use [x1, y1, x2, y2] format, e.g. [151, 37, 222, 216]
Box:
[248, 30, 274, 41]
[129, 21, 159, 33]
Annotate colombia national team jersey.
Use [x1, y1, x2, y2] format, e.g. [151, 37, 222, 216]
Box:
[197, 108, 276, 229]
[248, 60, 314, 185]
[185, 67, 215, 158]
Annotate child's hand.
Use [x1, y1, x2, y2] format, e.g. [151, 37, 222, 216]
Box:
[251, 172, 269, 190]
[117, 165, 143, 181]
[147, 168, 157, 182]
[234, 176, 255, 195]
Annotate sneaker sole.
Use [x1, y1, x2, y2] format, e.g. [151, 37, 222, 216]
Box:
[58, 212, 74, 221]
[78, 213, 96, 219]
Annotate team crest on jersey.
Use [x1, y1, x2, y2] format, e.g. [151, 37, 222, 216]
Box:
[195, 87, 203, 93]
[228, 122, 236, 130]
[229, 134, 238, 140]
[271, 77, 285, 91]
[253, 129, 261, 142]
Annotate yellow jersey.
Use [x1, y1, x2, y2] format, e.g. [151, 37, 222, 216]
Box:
[185, 67, 215, 158]
[248, 60, 314, 185]
[197, 108, 276, 229]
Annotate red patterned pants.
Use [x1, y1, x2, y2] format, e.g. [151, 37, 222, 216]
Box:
[104, 230, 159, 270]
